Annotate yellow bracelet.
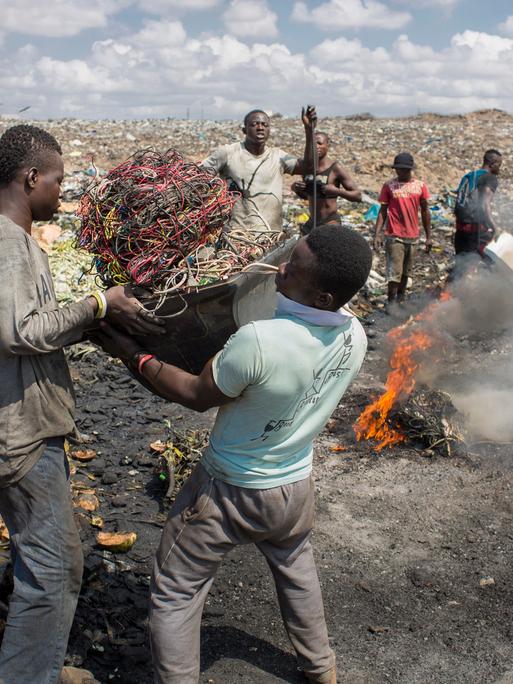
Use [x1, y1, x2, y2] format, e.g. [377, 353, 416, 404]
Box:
[91, 291, 107, 319]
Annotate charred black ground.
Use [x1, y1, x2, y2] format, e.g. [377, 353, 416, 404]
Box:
[30, 305, 513, 684]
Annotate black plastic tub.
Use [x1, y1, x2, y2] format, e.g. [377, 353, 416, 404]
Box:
[132, 236, 296, 375]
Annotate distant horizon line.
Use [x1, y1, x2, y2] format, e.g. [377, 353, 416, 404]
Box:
[0, 108, 511, 124]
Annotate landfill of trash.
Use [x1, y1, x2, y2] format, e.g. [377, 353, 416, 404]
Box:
[29, 107, 506, 460]
[0, 111, 512, 682]
[1, 108, 511, 310]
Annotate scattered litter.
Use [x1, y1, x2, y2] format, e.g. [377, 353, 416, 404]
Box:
[364, 204, 380, 222]
[479, 577, 496, 587]
[71, 449, 97, 462]
[154, 428, 209, 499]
[32, 223, 62, 250]
[368, 625, 389, 634]
[75, 493, 100, 512]
[96, 531, 137, 553]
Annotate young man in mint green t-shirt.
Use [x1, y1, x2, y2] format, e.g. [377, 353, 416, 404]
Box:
[97, 225, 372, 684]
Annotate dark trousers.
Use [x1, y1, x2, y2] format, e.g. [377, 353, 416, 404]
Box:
[454, 222, 494, 256]
[0, 439, 83, 684]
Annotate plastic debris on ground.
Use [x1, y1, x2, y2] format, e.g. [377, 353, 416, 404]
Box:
[0, 109, 510, 312]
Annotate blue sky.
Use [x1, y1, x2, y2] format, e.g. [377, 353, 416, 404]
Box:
[1, 0, 513, 120]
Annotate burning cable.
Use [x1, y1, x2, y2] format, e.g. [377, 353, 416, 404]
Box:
[354, 327, 434, 450]
[354, 292, 451, 451]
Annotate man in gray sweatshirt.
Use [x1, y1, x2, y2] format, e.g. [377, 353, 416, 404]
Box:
[0, 124, 163, 684]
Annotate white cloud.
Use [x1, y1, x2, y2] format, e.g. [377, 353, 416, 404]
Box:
[2, 18, 513, 121]
[305, 30, 513, 113]
[0, 0, 127, 38]
[291, 0, 411, 31]
[36, 56, 130, 93]
[223, 0, 278, 38]
[91, 39, 146, 70]
[394, 0, 459, 8]
[131, 19, 187, 48]
[499, 15, 513, 37]
[137, 0, 222, 13]
[201, 35, 253, 70]
[212, 95, 254, 115]
[451, 30, 513, 60]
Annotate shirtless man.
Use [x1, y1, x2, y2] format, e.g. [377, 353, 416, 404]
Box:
[292, 131, 361, 234]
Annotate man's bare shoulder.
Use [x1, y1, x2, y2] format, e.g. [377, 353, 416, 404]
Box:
[331, 161, 354, 178]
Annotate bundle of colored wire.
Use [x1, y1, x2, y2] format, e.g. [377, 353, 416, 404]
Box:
[76, 148, 238, 289]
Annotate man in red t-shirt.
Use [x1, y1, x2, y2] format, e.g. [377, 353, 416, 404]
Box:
[373, 152, 431, 303]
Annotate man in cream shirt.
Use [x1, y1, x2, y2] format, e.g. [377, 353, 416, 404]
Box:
[202, 107, 316, 232]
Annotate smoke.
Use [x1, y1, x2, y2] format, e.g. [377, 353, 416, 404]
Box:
[439, 256, 513, 335]
[451, 388, 513, 442]
[408, 257, 513, 443]
[491, 191, 513, 234]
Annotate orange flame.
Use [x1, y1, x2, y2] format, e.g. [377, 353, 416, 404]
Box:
[354, 329, 433, 450]
[354, 291, 452, 451]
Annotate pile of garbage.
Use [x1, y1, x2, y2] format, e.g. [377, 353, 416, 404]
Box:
[2, 108, 511, 194]
[390, 386, 467, 458]
[2, 109, 510, 308]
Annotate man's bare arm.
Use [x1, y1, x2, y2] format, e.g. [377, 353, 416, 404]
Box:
[297, 106, 317, 177]
[141, 357, 233, 412]
[420, 199, 432, 252]
[374, 206, 387, 250]
[92, 323, 233, 412]
[291, 180, 309, 200]
[322, 164, 362, 202]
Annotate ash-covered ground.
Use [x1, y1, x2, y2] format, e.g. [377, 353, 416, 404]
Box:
[2, 110, 513, 683]
[63, 297, 513, 684]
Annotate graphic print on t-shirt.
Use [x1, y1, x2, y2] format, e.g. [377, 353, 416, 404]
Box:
[35, 273, 52, 306]
[379, 177, 430, 239]
[255, 331, 353, 441]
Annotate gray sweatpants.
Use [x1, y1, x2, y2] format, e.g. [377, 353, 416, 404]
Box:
[149, 464, 335, 683]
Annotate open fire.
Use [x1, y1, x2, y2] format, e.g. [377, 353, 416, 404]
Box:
[354, 294, 450, 451]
